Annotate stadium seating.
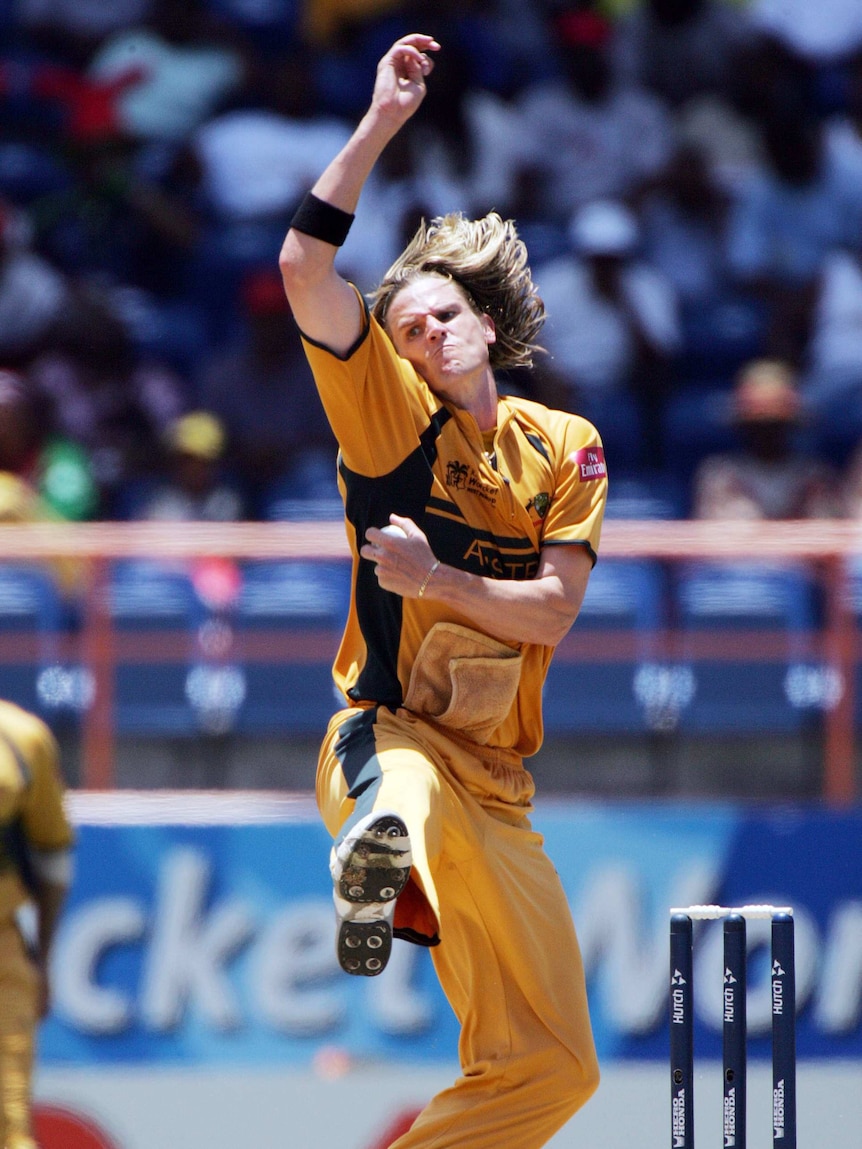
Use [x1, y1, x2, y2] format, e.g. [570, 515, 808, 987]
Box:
[844, 557, 862, 727]
[0, 564, 65, 717]
[108, 560, 211, 735]
[672, 562, 821, 734]
[542, 558, 669, 734]
[232, 559, 351, 734]
[603, 472, 686, 520]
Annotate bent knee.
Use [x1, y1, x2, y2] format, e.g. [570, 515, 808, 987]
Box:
[553, 1042, 600, 1117]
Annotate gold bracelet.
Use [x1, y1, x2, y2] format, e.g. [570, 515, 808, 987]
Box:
[417, 559, 440, 598]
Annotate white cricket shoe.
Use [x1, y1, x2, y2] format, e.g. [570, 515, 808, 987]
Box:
[330, 811, 412, 976]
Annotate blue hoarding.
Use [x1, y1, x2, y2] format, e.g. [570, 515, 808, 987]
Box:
[42, 802, 862, 1067]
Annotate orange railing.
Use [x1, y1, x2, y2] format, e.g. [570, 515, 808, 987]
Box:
[1, 520, 860, 802]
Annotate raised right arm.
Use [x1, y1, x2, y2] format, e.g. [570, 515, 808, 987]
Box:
[278, 34, 440, 355]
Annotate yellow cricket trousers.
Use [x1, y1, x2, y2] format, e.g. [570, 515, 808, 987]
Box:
[317, 706, 600, 1149]
[0, 919, 38, 1149]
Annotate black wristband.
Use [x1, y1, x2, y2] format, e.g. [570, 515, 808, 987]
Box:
[290, 192, 355, 246]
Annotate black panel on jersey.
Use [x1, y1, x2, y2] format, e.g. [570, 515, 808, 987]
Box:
[342, 412, 450, 706]
[423, 496, 540, 578]
[524, 431, 551, 462]
[334, 707, 381, 797]
[340, 406, 543, 703]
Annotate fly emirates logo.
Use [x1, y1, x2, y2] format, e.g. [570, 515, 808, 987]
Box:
[573, 446, 607, 482]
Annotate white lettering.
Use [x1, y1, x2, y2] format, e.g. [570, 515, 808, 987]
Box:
[672, 987, 686, 1024]
[53, 898, 145, 1034]
[254, 903, 343, 1033]
[724, 1088, 736, 1146]
[140, 848, 254, 1031]
[47, 846, 852, 1050]
[695, 905, 817, 1036]
[575, 861, 719, 1033]
[724, 986, 735, 1022]
[773, 978, 784, 1015]
[814, 900, 862, 1033]
[672, 1089, 686, 1147]
[774, 1078, 785, 1138]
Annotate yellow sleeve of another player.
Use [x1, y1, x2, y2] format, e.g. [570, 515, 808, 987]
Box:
[17, 718, 74, 855]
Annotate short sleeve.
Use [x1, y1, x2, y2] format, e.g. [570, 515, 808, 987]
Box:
[18, 720, 74, 855]
[541, 416, 607, 563]
[300, 291, 439, 476]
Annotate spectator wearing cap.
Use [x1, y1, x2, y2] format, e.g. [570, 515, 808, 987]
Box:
[536, 198, 681, 466]
[194, 267, 336, 516]
[130, 410, 246, 619]
[691, 358, 844, 519]
[512, 8, 673, 222]
[136, 410, 244, 523]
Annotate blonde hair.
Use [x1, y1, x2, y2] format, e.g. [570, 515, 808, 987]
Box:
[369, 212, 545, 370]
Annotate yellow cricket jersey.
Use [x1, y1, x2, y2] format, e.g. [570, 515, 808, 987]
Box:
[301, 295, 607, 756]
[0, 700, 74, 920]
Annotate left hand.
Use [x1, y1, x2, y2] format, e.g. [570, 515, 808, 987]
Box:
[361, 515, 439, 598]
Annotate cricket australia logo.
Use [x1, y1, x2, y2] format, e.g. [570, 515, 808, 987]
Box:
[528, 492, 551, 520]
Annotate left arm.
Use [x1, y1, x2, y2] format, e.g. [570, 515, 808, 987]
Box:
[31, 869, 69, 1019]
[15, 714, 74, 1019]
[362, 515, 594, 647]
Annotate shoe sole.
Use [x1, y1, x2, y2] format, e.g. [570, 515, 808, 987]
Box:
[332, 813, 411, 977]
[337, 919, 393, 976]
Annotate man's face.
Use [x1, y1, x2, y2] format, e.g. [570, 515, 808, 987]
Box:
[385, 275, 496, 398]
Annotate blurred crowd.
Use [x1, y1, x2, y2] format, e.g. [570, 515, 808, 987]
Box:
[2, 0, 862, 531]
